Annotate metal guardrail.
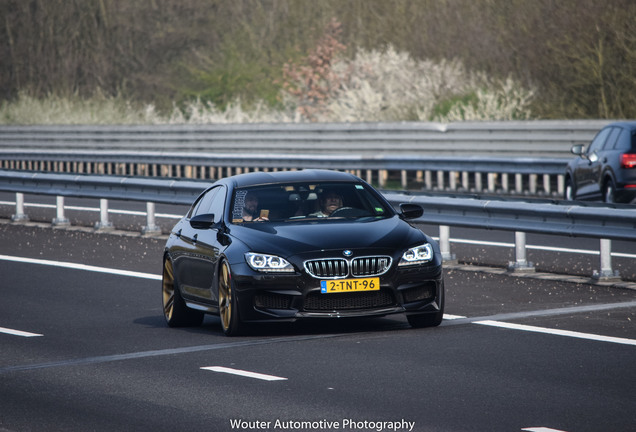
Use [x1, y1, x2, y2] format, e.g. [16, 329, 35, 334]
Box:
[0, 120, 611, 197]
[0, 149, 569, 192]
[0, 150, 570, 174]
[0, 170, 207, 206]
[1, 170, 633, 281]
[0, 120, 610, 157]
[384, 192, 636, 241]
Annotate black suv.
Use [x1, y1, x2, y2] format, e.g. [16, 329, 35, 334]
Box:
[565, 121, 636, 204]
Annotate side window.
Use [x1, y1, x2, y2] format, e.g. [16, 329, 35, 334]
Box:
[208, 187, 227, 223]
[588, 127, 611, 155]
[191, 186, 221, 218]
[603, 127, 621, 150]
[613, 129, 630, 151]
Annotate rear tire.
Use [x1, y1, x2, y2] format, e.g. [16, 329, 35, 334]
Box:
[564, 177, 575, 201]
[603, 179, 616, 203]
[162, 256, 204, 327]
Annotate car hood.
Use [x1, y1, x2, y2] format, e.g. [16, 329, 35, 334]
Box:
[228, 217, 426, 257]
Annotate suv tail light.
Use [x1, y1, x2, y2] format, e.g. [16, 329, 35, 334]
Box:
[620, 154, 636, 168]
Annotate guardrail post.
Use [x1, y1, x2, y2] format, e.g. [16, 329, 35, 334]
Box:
[379, 170, 387, 188]
[593, 239, 620, 281]
[557, 175, 565, 196]
[543, 174, 551, 195]
[529, 174, 537, 194]
[515, 174, 523, 194]
[436, 171, 445, 190]
[461, 172, 469, 190]
[95, 199, 113, 231]
[449, 171, 457, 190]
[474, 173, 482, 192]
[508, 231, 535, 273]
[142, 202, 162, 236]
[424, 171, 432, 189]
[52, 196, 70, 227]
[11, 192, 29, 222]
[488, 173, 496, 192]
[439, 225, 456, 263]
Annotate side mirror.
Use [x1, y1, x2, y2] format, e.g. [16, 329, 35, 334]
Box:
[571, 144, 585, 156]
[399, 203, 423, 220]
[190, 213, 217, 229]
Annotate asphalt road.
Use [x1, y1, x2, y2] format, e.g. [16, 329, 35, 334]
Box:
[1, 220, 635, 432]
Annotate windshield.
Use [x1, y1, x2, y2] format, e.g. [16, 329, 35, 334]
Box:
[230, 182, 393, 224]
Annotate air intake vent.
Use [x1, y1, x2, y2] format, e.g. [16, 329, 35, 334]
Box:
[304, 289, 395, 311]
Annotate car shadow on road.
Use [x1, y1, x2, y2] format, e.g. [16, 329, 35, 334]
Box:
[134, 314, 414, 338]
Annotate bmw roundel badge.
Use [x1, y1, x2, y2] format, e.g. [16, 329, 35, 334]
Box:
[343, 249, 353, 257]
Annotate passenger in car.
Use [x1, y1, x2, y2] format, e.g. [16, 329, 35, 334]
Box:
[308, 190, 343, 217]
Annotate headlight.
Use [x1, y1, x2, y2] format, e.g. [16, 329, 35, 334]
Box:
[398, 243, 433, 266]
[245, 253, 294, 272]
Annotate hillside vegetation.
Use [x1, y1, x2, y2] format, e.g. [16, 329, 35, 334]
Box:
[1, 0, 634, 124]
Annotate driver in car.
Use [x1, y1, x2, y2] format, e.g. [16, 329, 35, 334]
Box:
[242, 192, 268, 221]
[309, 190, 343, 217]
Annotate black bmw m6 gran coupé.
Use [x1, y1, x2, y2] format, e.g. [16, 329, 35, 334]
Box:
[162, 169, 444, 336]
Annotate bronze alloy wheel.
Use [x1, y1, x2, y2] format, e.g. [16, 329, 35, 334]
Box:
[218, 260, 242, 335]
[162, 257, 176, 323]
[162, 256, 204, 327]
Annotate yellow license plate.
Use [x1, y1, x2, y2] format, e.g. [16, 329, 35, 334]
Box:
[320, 277, 380, 293]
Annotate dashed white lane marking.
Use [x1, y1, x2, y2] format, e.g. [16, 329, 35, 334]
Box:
[0, 326, 43, 337]
[201, 366, 287, 381]
[0, 254, 161, 280]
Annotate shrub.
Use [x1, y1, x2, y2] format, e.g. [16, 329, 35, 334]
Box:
[0, 90, 162, 125]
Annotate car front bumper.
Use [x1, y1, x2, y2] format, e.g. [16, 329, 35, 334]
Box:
[231, 263, 444, 323]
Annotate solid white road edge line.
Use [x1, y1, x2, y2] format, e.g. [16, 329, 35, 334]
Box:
[475, 320, 636, 346]
[0, 326, 43, 337]
[434, 236, 636, 259]
[522, 427, 568, 432]
[0, 201, 181, 219]
[201, 366, 287, 381]
[0, 254, 161, 280]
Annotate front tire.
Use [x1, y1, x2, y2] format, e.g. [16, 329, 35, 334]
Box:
[162, 256, 204, 327]
[407, 285, 444, 328]
[218, 260, 244, 336]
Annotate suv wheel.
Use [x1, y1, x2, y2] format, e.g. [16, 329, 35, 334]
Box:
[603, 179, 616, 203]
[564, 177, 575, 200]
